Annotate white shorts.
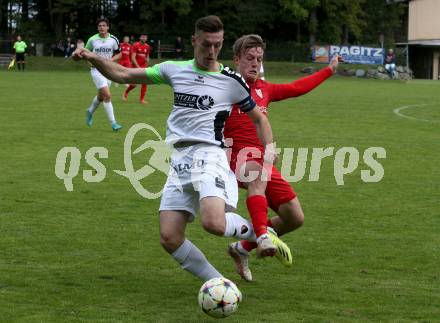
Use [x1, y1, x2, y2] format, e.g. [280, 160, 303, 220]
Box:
[159, 143, 238, 220]
[91, 68, 112, 89]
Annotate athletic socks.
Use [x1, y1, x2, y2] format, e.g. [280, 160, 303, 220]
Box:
[224, 212, 256, 241]
[246, 195, 268, 238]
[103, 101, 116, 124]
[125, 84, 136, 96]
[124, 84, 147, 102]
[240, 240, 257, 252]
[172, 239, 222, 281]
[87, 96, 101, 114]
[240, 218, 276, 252]
[140, 84, 147, 101]
[87, 98, 119, 127]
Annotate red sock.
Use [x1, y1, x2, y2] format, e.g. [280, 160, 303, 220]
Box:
[140, 84, 147, 101]
[246, 195, 268, 238]
[125, 84, 136, 95]
[267, 218, 273, 228]
[240, 240, 257, 252]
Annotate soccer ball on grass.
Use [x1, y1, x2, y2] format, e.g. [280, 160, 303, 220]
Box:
[198, 277, 242, 318]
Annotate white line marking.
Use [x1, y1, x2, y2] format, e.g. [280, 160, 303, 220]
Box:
[393, 104, 439, 123]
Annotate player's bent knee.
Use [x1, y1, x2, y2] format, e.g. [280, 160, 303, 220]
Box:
[200, 197, 227, 236]
[279, 199, 304, 229]
[201, 216, 224, 236]
[247, 179, 266, 194]
[294, 209, 305, 228]
[160, 231, 184, 253]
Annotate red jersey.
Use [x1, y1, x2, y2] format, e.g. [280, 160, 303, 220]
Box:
[119, 42, 132, 67]
[131, 41, 151, 67]
[224, 67, 334, 154]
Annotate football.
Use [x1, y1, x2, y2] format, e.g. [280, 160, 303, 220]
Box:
[198, 277, 242, 318]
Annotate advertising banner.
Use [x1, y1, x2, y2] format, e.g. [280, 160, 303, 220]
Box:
[312, 45, 384, 65]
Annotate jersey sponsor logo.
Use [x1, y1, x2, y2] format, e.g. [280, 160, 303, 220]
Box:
[171, 159, 205, 174]
[197, 95, 214, 110]
[174, 92, 214, 110]
[174, 92, 198, 108]
[94, 47, 113, 53]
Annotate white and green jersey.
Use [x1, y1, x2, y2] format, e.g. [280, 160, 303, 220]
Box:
[145, 59, 256, 147]
[85, 33, 119, 61]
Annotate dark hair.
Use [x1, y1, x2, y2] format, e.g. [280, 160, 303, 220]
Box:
[195, 15, 223, 33]
[96, 18, 109, 26]
[233, 34, 266, 57]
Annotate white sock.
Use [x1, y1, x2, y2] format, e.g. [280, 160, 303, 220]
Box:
[103, 101, 116, 124]
[172, 239, 222, 281]
[235, 241, 250, 255]
[87, 96, 101, 114]
[224, 212, 256, 242]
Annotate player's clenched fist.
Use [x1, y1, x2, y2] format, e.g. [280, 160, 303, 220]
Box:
[72, 48, 91, 61]
[328, 54, 340, 73]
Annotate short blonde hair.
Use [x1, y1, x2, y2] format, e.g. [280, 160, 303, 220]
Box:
[232, 34, 266, 57]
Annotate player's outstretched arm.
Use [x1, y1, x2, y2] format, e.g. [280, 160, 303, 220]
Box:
[72, 48, 153, 84]
[269, 54, 339, 102]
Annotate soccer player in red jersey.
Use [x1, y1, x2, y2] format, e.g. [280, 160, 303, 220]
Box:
[123, 34, 152, 104]
[226, 34, 339, 281]
[117, 36, 132, 68]
[113, 36, 131, 88]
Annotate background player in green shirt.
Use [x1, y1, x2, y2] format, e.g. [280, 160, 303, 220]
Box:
[13, 35, 27, 71]
[84, 18, 122, 131]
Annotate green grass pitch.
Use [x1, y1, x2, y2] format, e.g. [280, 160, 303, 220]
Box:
[1, 60, 439, 322]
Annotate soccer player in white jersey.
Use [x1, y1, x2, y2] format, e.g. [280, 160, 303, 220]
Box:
[73, 15, 288, 281]
[84, 18, 122, 131]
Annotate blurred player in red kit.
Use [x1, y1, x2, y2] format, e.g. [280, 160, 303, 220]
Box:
[114, 36, 132, 88]
[122, 34, 152, 104]
[118, 36, 132, 68]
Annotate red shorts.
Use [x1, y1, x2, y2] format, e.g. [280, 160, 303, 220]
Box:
[119, 61, 131, 68]
[230, 153, 296, 212]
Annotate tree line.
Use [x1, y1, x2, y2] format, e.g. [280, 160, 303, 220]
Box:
[1, 0, 407, 50]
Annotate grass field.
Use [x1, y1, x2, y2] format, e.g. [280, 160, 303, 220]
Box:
[1, 59, 439, 322]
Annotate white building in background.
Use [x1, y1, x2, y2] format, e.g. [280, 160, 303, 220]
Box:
[407, 0, 440, 79]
